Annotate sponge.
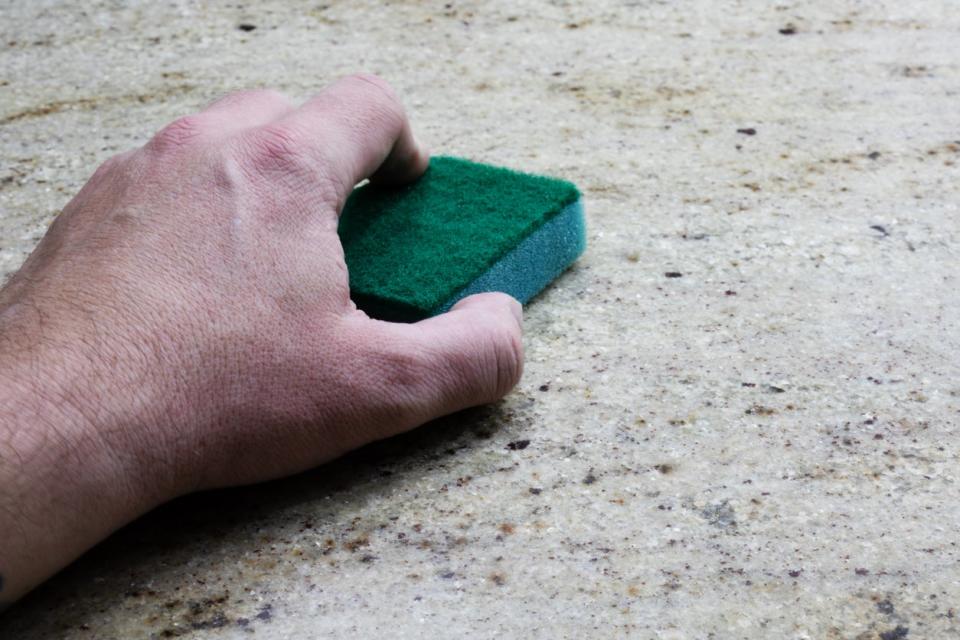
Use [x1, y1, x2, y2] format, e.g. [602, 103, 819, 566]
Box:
[338, 156, 586, 322]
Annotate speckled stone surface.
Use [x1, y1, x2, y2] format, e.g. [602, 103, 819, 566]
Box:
[2, 1, 959, 638]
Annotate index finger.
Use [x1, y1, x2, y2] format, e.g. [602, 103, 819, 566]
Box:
[254, 74, 429, 209]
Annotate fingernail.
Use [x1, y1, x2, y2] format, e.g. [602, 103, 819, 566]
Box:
[508, 298, 523, 327]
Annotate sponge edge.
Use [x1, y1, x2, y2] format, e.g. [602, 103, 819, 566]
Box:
[339, 156, 587, 323]
[435, 198, 586, 314]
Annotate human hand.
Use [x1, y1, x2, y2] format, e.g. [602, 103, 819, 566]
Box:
[0, 75, 523, 604]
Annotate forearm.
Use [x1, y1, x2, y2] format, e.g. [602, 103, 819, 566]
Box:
[0, 76, 523, 607]
[0, 304, 167, 605]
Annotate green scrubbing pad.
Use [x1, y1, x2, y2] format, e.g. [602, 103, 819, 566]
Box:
[338, 156, 586, 322]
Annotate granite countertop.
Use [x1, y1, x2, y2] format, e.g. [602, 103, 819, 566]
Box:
[1, 1, 958, 638]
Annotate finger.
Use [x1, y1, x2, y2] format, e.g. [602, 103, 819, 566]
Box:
[199, 88, 297, 134]
[263, 73, 429, 202]
[346, 292, 524, 429]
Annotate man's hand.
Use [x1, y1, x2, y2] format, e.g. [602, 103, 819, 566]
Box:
[0, 75, 523, 605]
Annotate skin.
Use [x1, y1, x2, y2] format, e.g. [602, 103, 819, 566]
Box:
[0, 75, 523, 607]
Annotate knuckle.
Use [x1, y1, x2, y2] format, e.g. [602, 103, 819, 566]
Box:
[90, 150, 131, 179]
[238, 123, 310, 175]
[362, 337, 434, 421]
[149, 114, 207, 153]
[233, 125, 348, 209]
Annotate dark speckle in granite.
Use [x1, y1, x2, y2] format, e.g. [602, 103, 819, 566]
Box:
[745, 405, 777, 416]
[880, 626, 910, 640]
[877, 599, 896, 615]
[700, 501, 737, 529]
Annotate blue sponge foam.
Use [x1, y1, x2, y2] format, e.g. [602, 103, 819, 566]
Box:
[435, 199, 586, 313]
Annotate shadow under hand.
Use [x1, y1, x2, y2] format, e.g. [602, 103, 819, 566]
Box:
[1, 400, 521, 636]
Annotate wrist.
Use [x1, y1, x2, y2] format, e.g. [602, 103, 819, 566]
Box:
[0, 294, 189, 514]
[0, 282, 211, 602]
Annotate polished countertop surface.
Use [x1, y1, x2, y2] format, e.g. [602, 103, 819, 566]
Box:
[1, 1, 958, 638]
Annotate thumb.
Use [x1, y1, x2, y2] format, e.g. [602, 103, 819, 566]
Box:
[345, 292, 524, 430]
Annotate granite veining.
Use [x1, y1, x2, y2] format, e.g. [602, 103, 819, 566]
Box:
[1, 1, 958, 638]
